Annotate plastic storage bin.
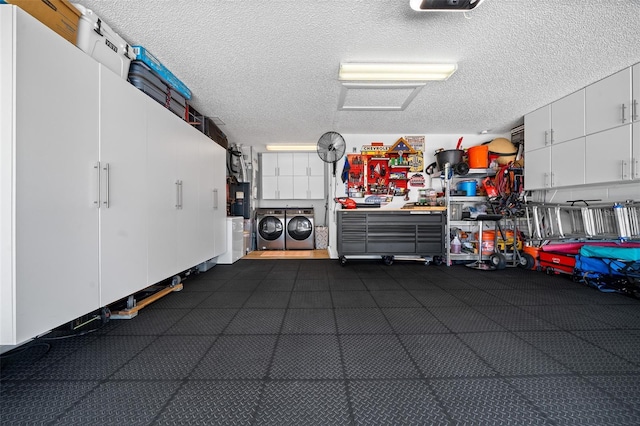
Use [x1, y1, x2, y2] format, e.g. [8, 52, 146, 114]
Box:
[131, 45, 191, 100]
[73, 3, 134, 79]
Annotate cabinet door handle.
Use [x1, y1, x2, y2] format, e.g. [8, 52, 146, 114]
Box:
[102, 163, 110, 208]
[622, 160, 628, 179]
[94, 162, 101, 207]
[175, 180, 180, 209]
[179, 181, 184, 208]
[633, 99, 638, 121]
[621, 103, 627, 123]
[213, 188, 218, 209]
[634, 158, 639, 179]
[550, 129, 554, 144]
[544, 131, 549, 146]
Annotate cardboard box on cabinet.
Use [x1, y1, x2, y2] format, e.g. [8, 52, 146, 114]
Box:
[1, 0, 81, 44]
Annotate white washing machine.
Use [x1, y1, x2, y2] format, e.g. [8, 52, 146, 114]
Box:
[285, 208, 315, 250]
[256, 208, 286, 250]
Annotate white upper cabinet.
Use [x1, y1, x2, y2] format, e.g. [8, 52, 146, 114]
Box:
[261, 152, 325, 199]
[585, 67, 632, 135]
[551, 89, 585, 144]
[633, 121, 640, 180]
[524, 105, 551, 152]
[524, 147, 551, 190]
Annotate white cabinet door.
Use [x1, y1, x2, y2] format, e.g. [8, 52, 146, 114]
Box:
[524, 105, 551, 151]
[633, 122, 640, 180]
[98, 67, 148, 306]
[262, 175, 279, 199]
[261, 153, 279, 176]
[293, 153, 309, 176]
[212, 143, 228, 257]
[198, 139, 227, 260]
[585, 126, 633, 184]
[524, 148, 551, 190]
[551, 89, 585, 144]
[147, 102, 180, 285]
[586, 67, 632, 135]
[175, 128, 202, 272]
[2, 7, 100, 345]
[308, 154, 325, 176]
[551, 138, 585, 187]
[277, 153, 294, 176]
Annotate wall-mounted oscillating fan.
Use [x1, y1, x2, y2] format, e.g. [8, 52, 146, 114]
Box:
[316, 131, 346, 176]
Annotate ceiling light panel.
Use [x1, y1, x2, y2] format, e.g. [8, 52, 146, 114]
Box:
[339, 63, 457, 81]
[265, 144, 317, 152]
[410, 0, 485, 12]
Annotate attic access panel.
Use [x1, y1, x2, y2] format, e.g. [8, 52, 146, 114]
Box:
[410, 0, 485, 12]
[338, 83, 425, 111]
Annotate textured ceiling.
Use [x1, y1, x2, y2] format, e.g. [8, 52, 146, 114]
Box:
[73, 0, 640, 149]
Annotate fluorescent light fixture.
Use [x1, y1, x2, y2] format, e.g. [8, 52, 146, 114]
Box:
[265, 144, 317, 152]
[410, 0, 485, 12]
[339, 63, 457, 81]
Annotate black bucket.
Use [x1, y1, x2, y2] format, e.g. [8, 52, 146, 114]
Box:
[435, 149, 464, 170]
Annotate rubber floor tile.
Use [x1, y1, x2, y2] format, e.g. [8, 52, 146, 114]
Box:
[256, 279, 295, 291]
[244, 291, 291, 308]
[458, 332, 571, 376]
[164, 308, 238, 335]
[223, 309, 286, 334]
[198, 291, 252, 309]
[447, 289, 511, 306]
[370, 290, 422, 308]
[363, 278, 404, 291]
[288, 291, 333, 308]
[0, 381, 97, 425]
[409, 290, 466, 307]
[430, 377, 552, 425]
[428, 306, 505, 333]
[335, 308, 394, 334]
[507, 376, 640, 425]
[515, 331, 640, 375]
[51, 380, 181, 425]
[293, 278, 330, 291]
[31, 335, 156, 380]
[400, 334, 496, 378]
[190, 335, 277, 379]
[519, 305, 613, 331]
[474, 305, 559, 331]
[584, 374, 640, 412]
[254, 381, 350, 426]
[269, 335, 343, 379]
[154, 381, 262, 425]
[341, 335, 420, 379]
[110, 335, 214, 380]
[573, 330, 640, 365]
[0, 334, 98, 381]
[281, 309, 336, 334]
[218, 279, 262, 292]
[331, 291, 377, 308]
[381, 308, 449, 334]
[349, 379, 450, 426]
[328, 277, 367, 291]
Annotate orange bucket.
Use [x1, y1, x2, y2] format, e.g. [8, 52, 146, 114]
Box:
[476, 230, 495, 255]
[467, 145, 489, 169]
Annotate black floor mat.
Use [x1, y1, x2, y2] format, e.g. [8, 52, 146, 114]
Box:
[2, 260, 640, 425]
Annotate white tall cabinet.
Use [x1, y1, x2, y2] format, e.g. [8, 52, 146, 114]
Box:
[1, 6, 226, 346]
[1, 7, 100, 345]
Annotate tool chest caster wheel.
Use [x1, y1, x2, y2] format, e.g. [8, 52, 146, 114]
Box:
[339, 256, 347, 266]
[432, 256, 444, 266]
[382, 256, 394, 266]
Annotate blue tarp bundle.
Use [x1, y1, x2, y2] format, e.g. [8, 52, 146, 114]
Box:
[574, 245, 640, 296]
